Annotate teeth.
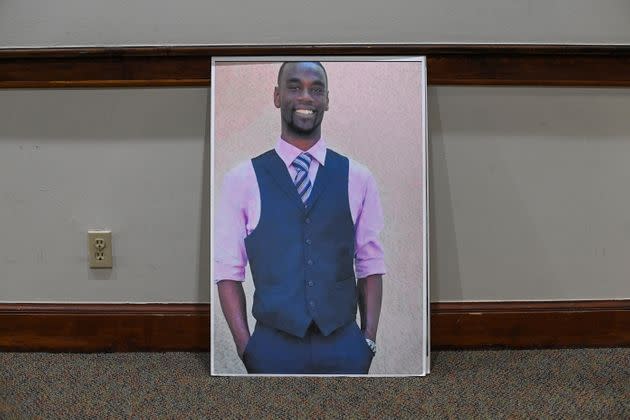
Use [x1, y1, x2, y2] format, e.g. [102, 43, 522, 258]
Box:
[295, 109, 314, 115]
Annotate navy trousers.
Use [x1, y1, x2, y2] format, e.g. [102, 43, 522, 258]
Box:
[242, 321, 374, 374]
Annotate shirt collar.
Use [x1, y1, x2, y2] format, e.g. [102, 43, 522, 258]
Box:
[275, 137, 327, 169]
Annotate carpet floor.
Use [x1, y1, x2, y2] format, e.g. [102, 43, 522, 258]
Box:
[1, 348, 629, 419]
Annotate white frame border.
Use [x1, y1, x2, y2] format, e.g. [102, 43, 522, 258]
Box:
[210, 55, 430, 377]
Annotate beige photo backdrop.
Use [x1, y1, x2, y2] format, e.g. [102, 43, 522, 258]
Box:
[212, 60, 426, 375]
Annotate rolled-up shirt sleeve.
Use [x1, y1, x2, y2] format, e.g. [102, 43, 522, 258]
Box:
[354, 168, 387, 278]
[213, 165, 250, 283]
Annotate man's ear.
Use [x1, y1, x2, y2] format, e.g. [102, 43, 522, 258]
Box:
[274, 87, 280, 108]
[325, 90, 330, 111]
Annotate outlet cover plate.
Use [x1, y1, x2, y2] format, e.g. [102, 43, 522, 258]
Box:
[88, 230, 112, 268]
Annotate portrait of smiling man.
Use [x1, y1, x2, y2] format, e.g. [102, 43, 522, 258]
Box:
[214, 61, 386, 375]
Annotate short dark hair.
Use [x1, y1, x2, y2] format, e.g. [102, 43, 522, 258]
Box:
[277, 61, 328, 85]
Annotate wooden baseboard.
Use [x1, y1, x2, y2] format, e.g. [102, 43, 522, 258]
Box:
[431, 300, 630, 349]
[0, 304, 209, 352]
[0, 301, 628, 352]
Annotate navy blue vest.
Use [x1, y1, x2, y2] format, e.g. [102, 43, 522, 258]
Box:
[245, 148, 357, 338]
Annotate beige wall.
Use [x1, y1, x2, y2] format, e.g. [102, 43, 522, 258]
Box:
[211, 61, 427, 375]
[2, 86, 630, 306]
[0, 88, 209, 302]
[1, 0, 630, 46]
[430, 86, 630, 301]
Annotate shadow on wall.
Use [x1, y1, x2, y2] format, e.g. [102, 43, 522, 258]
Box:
[196, 86, 213, 374]
[198, 86, 212, 304]
[428, 87, 462, 302]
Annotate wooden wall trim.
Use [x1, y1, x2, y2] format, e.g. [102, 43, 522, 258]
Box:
[433, 300, 630, 349]
[0, 303, 210, 352]
[433, 300, 630, 312]
[1, 300, 628, 352]
[1, 45, 630, 87]
[0, 303, 207, 314]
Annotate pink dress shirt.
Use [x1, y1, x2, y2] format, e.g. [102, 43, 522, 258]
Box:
[214, 138, 386, 283]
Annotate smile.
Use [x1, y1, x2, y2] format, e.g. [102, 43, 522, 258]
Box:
[295, 109, 314, 116]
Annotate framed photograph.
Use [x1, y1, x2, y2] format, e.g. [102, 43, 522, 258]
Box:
[210, 56, 429, 376]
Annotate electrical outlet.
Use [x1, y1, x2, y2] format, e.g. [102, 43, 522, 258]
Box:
[88, 230, 112, 268]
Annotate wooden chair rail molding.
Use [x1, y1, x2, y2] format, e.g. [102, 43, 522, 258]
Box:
[1, 301, 628, 352]
[1, 45, 630, 88]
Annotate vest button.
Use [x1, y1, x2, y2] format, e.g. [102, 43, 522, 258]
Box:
[305, 239, 312, 245]
[309, 300, 315, 307]
[305, 218, 311, 224]
[307, 259, 313, 265]
[308, 281, 314, 287]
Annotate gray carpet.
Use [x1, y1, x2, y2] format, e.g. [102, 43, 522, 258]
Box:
[1, 349, 629, 419]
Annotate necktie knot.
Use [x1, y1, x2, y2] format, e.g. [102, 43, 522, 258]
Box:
[292, 153, 313, 204]
[292, 153, 312, 173]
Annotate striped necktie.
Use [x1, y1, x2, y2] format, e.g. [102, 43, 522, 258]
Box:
[292, 153, 313, 204]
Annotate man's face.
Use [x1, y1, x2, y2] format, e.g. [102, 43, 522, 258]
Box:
[274, 62, 329, 137]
